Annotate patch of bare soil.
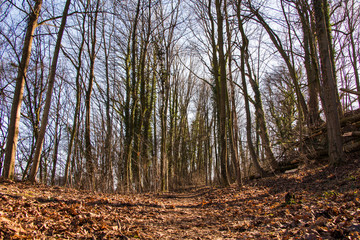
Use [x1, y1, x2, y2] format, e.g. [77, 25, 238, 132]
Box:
[1, 159, 360, 239]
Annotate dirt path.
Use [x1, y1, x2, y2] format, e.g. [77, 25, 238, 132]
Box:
[1, 183, 242, 239]
[1, 161, 360, 239]
[139, 188, 240, 239]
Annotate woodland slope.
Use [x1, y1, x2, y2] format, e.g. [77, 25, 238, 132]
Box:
[1, 157, 360, 239]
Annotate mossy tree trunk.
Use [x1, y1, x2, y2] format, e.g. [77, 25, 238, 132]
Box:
[313, 0, 344, 165]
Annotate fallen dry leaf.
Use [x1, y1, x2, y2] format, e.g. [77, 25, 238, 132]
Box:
[0, 158, 359, 239]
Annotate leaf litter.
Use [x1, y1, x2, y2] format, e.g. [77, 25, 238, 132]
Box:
[1, 159, 360, 239]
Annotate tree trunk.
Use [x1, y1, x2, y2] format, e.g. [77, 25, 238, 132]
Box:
[3, 0, 43, 179]
[84, 0, 100, 191]
[240, 49, 264, 176]
[63, 50, 84, 186]
[159, 52, 169, 192]
[28, 0, 70, 183]
[51, 87, 62, 185]
[103, 11, 115, 192]
[313, 0, 344, 165]
[225, 0, 242, 186]
[21, 42, 45, 181]
[215, 0, 230, 187]
[238, 0, 264, 176]
[249, 5, 309, 123]
[236, 2, 277, 171]
[63, 2, 87, 186]
[207, 0, 221, 185]
[296, 1, 321, 127]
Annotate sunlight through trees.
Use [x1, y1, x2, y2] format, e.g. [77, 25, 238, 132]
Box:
[1, 0, 359, 192]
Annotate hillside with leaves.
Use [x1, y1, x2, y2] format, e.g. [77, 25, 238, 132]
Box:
[1, 157, 360, 239]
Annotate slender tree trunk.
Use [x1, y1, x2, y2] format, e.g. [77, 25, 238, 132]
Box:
[51, 123, 60, 185]
[215, 0, 230, 186]
[153, 87, 158, 191]
[159, 53, 169, 192]
[131, 0, 142, 192]
[84, 0, 100, 191]
[103, 14, 114, 193]
[241, 69, 263, 177]
[63, 45, 84, 186]
[22, 44, 45, 181]
[297, 1, 321, 127]
[313, 0, 344, 165]
[225, 0, 241, 186]
[51, 87, 62, 185]
[28, 0, 71, 183]
[206, 106, 213, 185]
[105, 97, 113, 190]
[124, 42, 133, 192]
[160, 92, 168, 192]
[236, 2, 277, 171]
[63, 4, 87, 186]
[2, 0, 43, 179]
[207, 0, 221, 185]
[238, 0, 264, 176]
[249, 4, 309, 122]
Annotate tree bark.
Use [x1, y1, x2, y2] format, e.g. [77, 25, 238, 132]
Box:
[63, 6, 87, 186]
[84, 0, 100, 191]
[51, 88, 62, 185]
[159, 56, 169, 192]
[225, 0, 242, 186]
[215, 0, 230, 187]
[21, 41, 45, 181]
[102, 9, 115, 192]
[206, 0, 221, 185]
[27, 0, 71, 182]
[3, 0, 43, 179]
[237, 1, 277, 171]
[238, 0, 264, 176]
[313, 0, 344, 165]
[296, 1, 321, 127]
[28, 0, 71, 183]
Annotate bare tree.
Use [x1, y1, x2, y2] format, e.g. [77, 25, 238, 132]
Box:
[225, 0, 242, 186]
[63, 0, 88, 186]
[51, 81, 63, 185]
[248, 2, 309, 125]
[235, 0, 277, 172]
[3, 0, 43, 179]
[313, 0, 344, 165]
[296, 0, 321, 127]
[29, 0, 71, 182]
[84, 0, 101, 190]
[237, 0, 264, 177]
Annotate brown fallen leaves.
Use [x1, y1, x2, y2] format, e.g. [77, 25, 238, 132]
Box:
[1, 160, 360, 239]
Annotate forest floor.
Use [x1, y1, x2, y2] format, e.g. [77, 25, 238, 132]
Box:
[1, 158, 360, 239]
